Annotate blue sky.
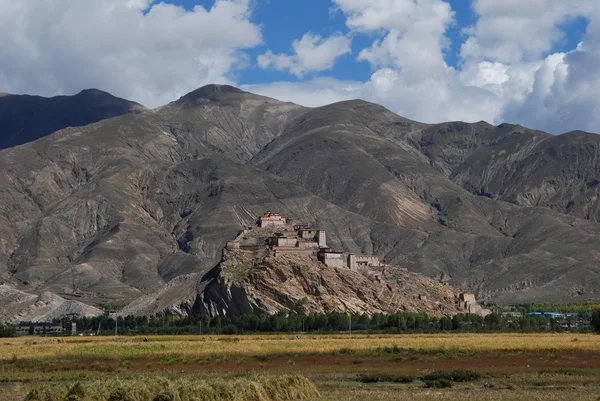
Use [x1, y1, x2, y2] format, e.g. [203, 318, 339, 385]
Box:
[0, 0, 598, 134]
[170, 0, 589, 85]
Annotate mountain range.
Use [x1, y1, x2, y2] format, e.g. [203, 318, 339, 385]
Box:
[0, 89, 144, 150]
[1, 84, 600, 320]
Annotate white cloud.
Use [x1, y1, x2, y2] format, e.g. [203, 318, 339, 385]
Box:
[337, 0, 453, 81]
[1, 0, 600, 135]
[245, 69, 504, 124]
[252, 0, 600, 134]
[461, 0, 596, 64]
[501, 24, 600, 133]
[242, 77, 362, 107]
[461, 0, 600, 133]
[0, 0, 262, 107]
[325, 0, 506, 123]
[257, 33, 352, 78]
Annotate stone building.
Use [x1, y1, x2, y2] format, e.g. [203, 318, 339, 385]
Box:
[298, 229, 327, 247]
[230, 211, 383, 271]
[258, 211, 288, 227]
[318, 249, 381, 271]
[457, 292, 491, 316]
[320, 251, 346, 268]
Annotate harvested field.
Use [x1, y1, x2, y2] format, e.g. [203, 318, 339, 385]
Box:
[1, 333, 600, 400]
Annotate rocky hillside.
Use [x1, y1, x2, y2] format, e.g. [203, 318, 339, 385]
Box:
[0, 89, 145, 149]
[199, 251, 461, 317]
[119, 225, 470, 318]
[0, 285, 102, 323]
[1, 84, 600, 320]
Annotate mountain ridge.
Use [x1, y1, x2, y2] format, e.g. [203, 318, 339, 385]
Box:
[1, 84, 600, 321]
[0, 89, 145, 150]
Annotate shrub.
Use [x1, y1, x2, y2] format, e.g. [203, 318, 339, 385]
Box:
[358, 374, 414, 383]
[108, 388, 135, 401]
[379, 344, 404, 354]
[423, 379, 452, 388]
[448, 369, 481, 382]
[591, 309, 600, 333]
[25, 375, 320, 401]
[67, 383, 86, 399]
[421, 369, 481, 382]
[222, 324, 239, 335]
[153, 392, 174, 401]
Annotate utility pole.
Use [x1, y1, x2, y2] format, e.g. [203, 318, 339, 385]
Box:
[349, 313, 352, 334]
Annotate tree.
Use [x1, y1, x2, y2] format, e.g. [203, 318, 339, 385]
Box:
[0, 324, 17, 338]
[591, 309, 600, 333]
[484, 313, 503, 330]
[439, 316, 452, 331]
[451, 315, 463, 331]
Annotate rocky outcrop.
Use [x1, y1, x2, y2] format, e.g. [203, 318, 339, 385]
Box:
[0, 285, 103, 323]
[195, 248, 464, 317]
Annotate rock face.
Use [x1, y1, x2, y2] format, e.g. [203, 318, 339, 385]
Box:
[121, 234, 466, 318]
[1, 84, 600, 319]
[197, 250, 462, 317]
[0, 89, 145, 149]
[0, 285, 102, 323]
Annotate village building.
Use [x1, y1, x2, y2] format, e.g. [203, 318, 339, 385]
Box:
[457, 293, 491, 316]
[229, 211, 383, 271]
[258, 211, 288, 227]
[317, 250, 382, 271]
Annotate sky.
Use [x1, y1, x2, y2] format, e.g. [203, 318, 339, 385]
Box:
[0, 0, 598, 134]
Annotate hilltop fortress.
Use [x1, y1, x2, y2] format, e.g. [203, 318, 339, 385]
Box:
[227, 211, 383, 271]
[224, 211, 490, 317]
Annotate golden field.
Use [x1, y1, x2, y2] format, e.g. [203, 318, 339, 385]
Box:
[2, 333, 600, 400]
[2, 333, 599, 360]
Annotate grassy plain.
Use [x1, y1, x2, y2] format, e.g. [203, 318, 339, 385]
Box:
[1, 333, 600, 400]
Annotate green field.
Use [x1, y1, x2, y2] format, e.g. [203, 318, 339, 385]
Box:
[2, 333, 600, 400]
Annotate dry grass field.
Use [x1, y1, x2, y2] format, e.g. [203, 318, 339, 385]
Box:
[1, 333, 600, 400]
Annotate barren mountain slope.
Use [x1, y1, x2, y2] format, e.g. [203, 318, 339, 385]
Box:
[0, 91, 426, 307]
[0, 285, 102, 323]
[1, 84, 600, 313]
[251, 99, 600, 303]
[0, 89, 145, 149]
[154, 84, 308, 163]
[450, 130, 600, 220]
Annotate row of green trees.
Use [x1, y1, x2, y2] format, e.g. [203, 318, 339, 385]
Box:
[33, 310, 594, 336]
[0, 324, 17, 338]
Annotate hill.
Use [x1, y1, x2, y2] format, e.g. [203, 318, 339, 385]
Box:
[0, 89, 145, 149]
[1, 84, 600, 321]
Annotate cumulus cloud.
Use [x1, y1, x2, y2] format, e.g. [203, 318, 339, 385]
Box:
[501, 23, 600, 133]
[242, 77, 362, 107]
[257, 33, 352, 78]
[252, 0, 600, 134]
[461, 0, 596, 64]
[1, 0, 600, 134]
[329, 0, 506, 123]
[0, 0, 261, 107]
[337, 0, 454, 81]
[457, 0, 600, 134]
